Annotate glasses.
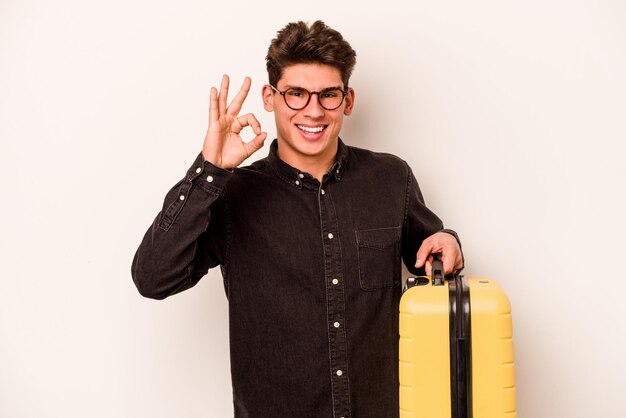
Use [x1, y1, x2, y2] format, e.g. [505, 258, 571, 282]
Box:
[270, 85, 348, 111]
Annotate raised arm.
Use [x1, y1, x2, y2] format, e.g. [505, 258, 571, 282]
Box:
[131, 76, 267, 299]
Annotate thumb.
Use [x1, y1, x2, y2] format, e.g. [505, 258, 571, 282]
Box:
[245, 132, 267, 156]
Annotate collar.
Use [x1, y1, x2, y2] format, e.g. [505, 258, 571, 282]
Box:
[267, 138, 349, 190]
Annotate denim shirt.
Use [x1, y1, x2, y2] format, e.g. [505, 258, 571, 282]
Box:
[132, 139, 461, 418]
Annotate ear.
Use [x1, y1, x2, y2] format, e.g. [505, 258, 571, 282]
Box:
[262, 84, 274, 112]
[343, 88, 355, 116]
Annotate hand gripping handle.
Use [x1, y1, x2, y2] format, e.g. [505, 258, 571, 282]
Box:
[431, 254, 445, 286]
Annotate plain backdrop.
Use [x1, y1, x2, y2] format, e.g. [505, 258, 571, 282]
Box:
[2, 0, 625, 417]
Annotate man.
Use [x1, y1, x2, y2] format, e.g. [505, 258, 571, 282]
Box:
[132, 21, 463, 418]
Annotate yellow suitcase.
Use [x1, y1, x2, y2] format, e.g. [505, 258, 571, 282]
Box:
[399, 260, 516, 417]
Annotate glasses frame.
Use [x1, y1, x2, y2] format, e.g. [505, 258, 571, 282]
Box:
[269, 85, 349, 111]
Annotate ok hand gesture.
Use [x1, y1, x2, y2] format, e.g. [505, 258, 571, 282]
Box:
[202, 75, 267, 169]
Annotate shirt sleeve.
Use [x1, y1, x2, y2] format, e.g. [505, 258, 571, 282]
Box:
[131, 153, 232, 299]
[401, 165, 464, 275]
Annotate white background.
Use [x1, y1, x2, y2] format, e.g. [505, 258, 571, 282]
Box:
[2, 0, 625, 417]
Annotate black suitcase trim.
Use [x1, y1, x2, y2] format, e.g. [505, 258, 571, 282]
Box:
[449, 275, 473, 418]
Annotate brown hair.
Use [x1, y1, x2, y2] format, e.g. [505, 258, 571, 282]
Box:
[266, 21, 357, 88]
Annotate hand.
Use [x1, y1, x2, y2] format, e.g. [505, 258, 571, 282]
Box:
[414, 232, 463, 276]
[202, 75, 268, 169]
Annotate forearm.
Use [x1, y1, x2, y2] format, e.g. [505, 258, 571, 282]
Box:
[131, 153, 231, 299]
[401, 166, 464, 275]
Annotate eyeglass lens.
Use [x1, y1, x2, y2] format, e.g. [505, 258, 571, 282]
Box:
[284, 88, 345, 110]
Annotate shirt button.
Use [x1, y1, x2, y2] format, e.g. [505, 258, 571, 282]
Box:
[195, 167, 201, 173]
[179, 195, 185, 201]
[298, 173, 304, 179]
[328, 233, 334, 239]
[321, 189, 325, 195]
[336, 370, 343, 376]
[332, 279, 339, 285]
[333, 322, 340, 328]
[207, 175, 214, 183]
[295, 180, 300, 186]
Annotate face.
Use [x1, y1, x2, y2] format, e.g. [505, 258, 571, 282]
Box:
[262, 63, 355, 169]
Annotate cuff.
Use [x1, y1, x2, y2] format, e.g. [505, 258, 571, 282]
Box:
[186, 152, 233, 195]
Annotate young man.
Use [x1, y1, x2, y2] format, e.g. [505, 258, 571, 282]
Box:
[132, 21, 463, 418]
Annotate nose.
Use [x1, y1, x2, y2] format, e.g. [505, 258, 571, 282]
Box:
[302, 92, 325, 118]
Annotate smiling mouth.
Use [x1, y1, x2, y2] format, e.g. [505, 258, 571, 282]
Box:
[296, 124, 327, 134]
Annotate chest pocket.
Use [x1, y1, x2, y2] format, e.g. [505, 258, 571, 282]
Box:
[355, 226, 402, 291]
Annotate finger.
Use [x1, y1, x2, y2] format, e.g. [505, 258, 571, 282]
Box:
[209, 87, 218, 125]
[226, 76, 252, 116]
[425, 254, 434, 276]
[415, 238, 434, 268]
[218, 74, 229, 115]
[234, 113, 262, 135]
[442, 250, 455, 275]
[455, 252, 464, 271]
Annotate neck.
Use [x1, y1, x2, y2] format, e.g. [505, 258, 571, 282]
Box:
[276, 139, 338, 182]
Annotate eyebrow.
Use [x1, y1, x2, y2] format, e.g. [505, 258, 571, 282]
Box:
[283, 84, 345, 91]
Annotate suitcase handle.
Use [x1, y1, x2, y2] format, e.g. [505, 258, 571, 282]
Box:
[403, 254, 445, 291]
[431, 254, 445, 286]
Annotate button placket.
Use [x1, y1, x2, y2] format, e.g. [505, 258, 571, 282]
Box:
[319, 188, 351, 417]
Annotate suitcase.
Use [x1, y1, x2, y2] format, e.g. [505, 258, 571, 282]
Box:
[399, 258, 516, 418]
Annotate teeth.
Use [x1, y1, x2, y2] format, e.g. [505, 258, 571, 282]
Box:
[297, 125, 325, 133]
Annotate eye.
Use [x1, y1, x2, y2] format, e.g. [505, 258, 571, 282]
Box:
[321, 89, 341, 98]
[286, 88, 306, 97]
